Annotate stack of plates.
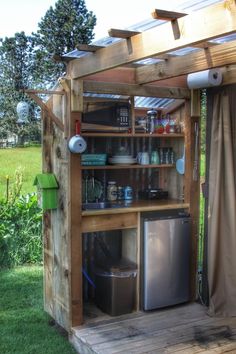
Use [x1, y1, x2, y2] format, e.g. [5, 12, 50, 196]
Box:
[109, 155, 136, 165]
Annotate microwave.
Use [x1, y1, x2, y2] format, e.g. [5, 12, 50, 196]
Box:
[82, 104, 131, 128]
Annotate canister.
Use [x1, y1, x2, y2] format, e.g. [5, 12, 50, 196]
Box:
[124, 186, 133, 200]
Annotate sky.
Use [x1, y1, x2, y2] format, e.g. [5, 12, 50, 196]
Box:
[0, 0, 188, 40]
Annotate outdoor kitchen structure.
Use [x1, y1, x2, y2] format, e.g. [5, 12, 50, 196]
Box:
[27, 0, 236, 352]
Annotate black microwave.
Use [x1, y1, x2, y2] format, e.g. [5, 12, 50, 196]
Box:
[82, 104, 131, 128]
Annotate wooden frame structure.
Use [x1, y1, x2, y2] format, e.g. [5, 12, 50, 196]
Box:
[28, 0, 236, 344]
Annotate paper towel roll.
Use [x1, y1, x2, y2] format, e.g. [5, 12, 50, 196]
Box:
[187, 69, 222, 89]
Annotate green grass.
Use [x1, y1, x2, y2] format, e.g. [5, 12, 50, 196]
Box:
[0, 147, 42, 198]
[0, 266, 76, 354]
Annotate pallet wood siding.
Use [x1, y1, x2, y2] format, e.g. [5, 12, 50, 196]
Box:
[43, 95, 70, 330]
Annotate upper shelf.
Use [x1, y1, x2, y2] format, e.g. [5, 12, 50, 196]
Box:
[81, 164, 175, 170]
[81, 132, 185, 138]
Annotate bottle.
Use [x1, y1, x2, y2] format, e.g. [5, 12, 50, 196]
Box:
[147, 109, 157, 134]
[107, 181, 117, 201]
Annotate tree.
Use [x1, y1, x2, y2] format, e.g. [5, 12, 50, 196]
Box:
[32, 0, 96, 85]
[0, 0, 96, 143]
[0, 32, 41, 145]
[0, 32, 34, 119]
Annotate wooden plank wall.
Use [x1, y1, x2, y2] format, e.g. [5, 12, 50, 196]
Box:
[43, 94, 71, 331]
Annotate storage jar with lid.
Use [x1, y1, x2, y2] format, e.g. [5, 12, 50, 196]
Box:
[107, 181, 117, 201]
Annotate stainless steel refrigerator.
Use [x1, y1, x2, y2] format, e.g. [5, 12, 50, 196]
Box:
[141, 212, 191, 311]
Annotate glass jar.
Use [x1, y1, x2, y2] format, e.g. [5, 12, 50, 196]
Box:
[107, 181, 117, 201]
[147, 109, 157, 134]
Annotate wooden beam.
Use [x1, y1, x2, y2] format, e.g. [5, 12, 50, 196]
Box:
[25, 89, 64, 95]
[136, 39, 236, 84]
[191, 41, 218, 49]
[76, 43, 105, 52]
[27, 92, 64, 131]
[108, 28, 141, 38]
[151, 9, 187, 21]
[83, 81, 190, 99]
[68, 1, 236, 79]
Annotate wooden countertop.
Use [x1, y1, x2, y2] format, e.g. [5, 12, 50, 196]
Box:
[81, 199, 189, 216]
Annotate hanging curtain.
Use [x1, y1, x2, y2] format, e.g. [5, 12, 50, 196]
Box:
[207, 86, 236, 316]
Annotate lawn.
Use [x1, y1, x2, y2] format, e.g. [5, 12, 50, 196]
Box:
[0, 265, 76, 354]
[0, 146, 42, 198]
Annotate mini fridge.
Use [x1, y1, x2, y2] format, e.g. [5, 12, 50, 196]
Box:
[141, 211, 191, 311]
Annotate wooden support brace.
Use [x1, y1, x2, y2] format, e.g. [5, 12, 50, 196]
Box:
[71, 80, 83, 112]
[27, 92, 64, 132]
[58, 78, 71, 139]
[190, 90, 201, 117]
[152, 9, 187, 40]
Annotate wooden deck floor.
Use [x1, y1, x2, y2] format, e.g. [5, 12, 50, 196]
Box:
[70, 302, 236, 354]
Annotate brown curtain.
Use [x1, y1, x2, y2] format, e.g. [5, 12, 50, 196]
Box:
[207, 87, 236, 316]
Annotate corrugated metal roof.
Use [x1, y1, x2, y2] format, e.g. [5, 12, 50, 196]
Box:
[64, 0, 227, 109]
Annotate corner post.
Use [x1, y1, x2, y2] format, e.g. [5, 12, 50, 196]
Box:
[69, 79, 84, 327]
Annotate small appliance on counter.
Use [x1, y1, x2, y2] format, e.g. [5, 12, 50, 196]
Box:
[139, 188, 169, 200]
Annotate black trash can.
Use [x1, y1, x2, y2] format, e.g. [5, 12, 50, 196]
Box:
[94, 259, 137, 316]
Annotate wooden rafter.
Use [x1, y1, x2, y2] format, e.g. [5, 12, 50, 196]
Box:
[136, 39, 236, 84]
[83, 81, 190, 99]
[27, 92, 64, 131]
[151, 9, 187, 21]
[76, 43, 105, 52]
[68, 1, 236, 79]
[108, 29, 141, 38]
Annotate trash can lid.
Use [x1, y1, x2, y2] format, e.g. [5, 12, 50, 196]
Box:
[96, 258, 137, 273]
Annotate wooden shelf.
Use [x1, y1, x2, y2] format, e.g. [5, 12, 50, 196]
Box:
[81, 164, 175, 170]
[81, 132, 185, 138]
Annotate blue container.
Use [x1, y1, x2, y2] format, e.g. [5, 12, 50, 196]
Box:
[124, 186, 133, 200]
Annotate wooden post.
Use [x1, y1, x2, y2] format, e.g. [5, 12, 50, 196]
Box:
[69, 79, 84, 327]
[184, 98, 200, 301]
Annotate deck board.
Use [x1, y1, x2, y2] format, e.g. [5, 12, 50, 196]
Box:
[70, 303, 236, 354]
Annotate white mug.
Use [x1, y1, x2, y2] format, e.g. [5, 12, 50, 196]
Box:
[137, 152, 149, 165]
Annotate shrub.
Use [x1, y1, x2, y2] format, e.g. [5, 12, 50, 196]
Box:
[0, 192, 42, 268]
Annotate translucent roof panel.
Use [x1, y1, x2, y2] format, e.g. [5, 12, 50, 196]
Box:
[64, 0, 225, 109]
